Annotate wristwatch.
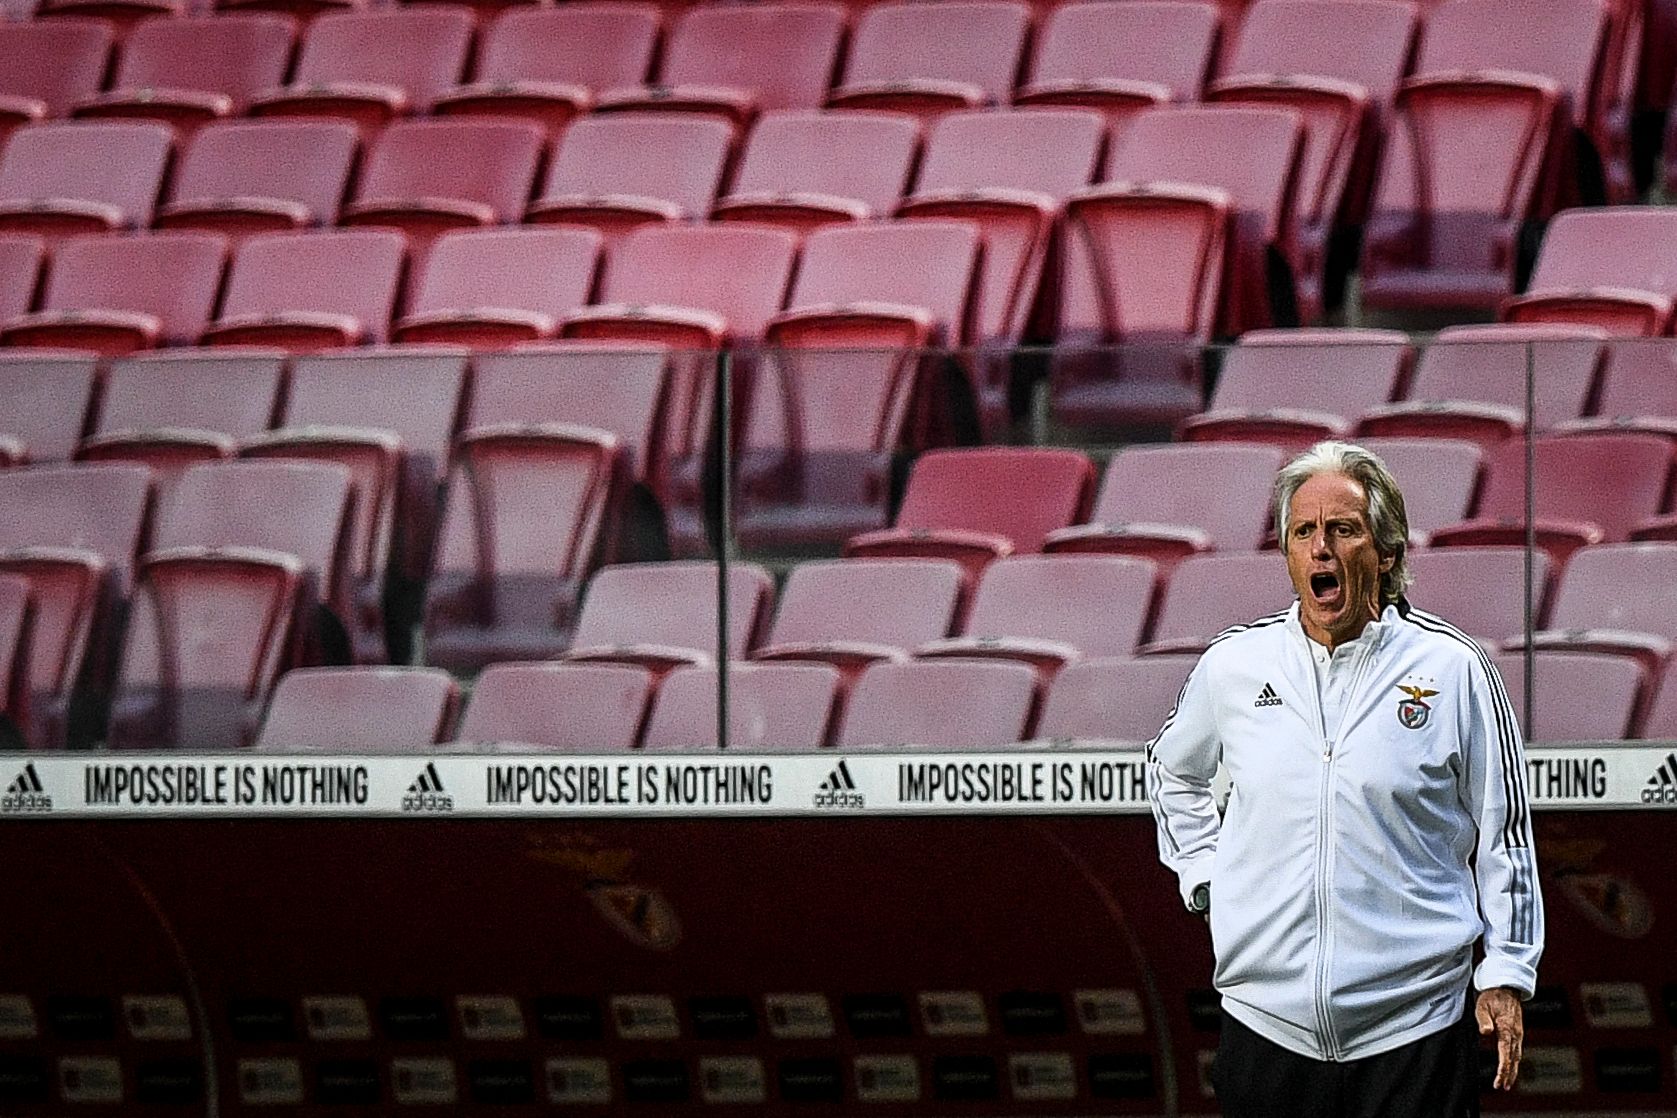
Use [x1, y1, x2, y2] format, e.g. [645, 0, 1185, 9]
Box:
[1188, 882, 1211, 915]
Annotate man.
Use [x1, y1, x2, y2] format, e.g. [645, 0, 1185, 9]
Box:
[1147, 441, 1543, 1117]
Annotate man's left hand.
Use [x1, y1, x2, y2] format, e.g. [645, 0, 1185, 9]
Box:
[1475, 987, 1524, 1090]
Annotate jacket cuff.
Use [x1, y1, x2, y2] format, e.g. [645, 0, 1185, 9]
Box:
[1176, 860, 1214, 910]
[1473, 958, 1537, 999]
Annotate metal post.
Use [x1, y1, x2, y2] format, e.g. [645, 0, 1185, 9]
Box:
[715, 348, 732, 750]
[1523, 341, 1536, 739]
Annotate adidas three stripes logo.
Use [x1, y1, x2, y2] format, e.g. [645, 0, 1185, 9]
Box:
[1254, 683, 1284, 708]
[5, 764, 42, 795]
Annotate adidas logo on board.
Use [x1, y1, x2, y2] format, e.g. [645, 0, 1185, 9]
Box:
[1642, 752, 1677, 805]
[401, 762, 453, 813]
[812, 760, 864, 810]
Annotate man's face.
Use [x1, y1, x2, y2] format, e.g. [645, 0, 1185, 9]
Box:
[1284, 471, 1393, 649]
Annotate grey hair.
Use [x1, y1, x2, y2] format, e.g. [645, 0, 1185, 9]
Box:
[1274, 440, 1413, 605]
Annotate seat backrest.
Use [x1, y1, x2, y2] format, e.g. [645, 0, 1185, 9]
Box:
[570, 561, 774, 655]
[729, 111, 921, 215]
[1354, 436, 1484, 538]
[600, 224, 800, 341]
[1473, 433, 1673, 541]
[168, 120, 360, 228]
[1093, 443, 1284, 550]
[114, 13, 296, 111]
[258, 666, 459, 749]
[1413, 324, 1605, 428]
[0, 234, 44, 322]
[0, 464, 153, 590]
[1150, 551, 1295, 647]
[1525, 207, 1677, 297]
[767, 558, 965, 648]
[1037, 655, 1198, 743]
[99, 350, 286, 441]
[0, 121, 174, 227]
[1225, 0, 1418, 105]
[220, 229, 407, 345]
[1030, 0, 1219, 99]
[843, 0, 1032, 104]
[1407, 546, 1550, 640]
[642, 662, 842, 750]
[662, 2, 848, 111]
[537, 114, 734, 219]
[1547, 542, 1677, 637]
[894, 447, 1095, 552]
[1491, 650, 1643, 742]
[0, 352, 100, 463]
[39, 232, 228, 346]
[158, 460, 353, 590]
[408, 228, 602, 323]
[961, 555, 1158, 657]
[1418, 0, 1607, 119]
[1214, 328, 1410, 415]
[788, 220, 983, 342]
[837, 659, 1037, 748]
[1644, 659, 1677, 740]
[916, 108, 1105, 199]
[356, 119, 546, 223]
[0, 18, 113, 117]
[1596, 340, 1677, 419]
[475, 4, 660, 90]
[290, 6, 476, 109]
[453, 662, 653, 750]
[283, 348, 467, 482]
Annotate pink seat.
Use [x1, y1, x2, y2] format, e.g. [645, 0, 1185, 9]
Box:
[917, 554, 1159, 678]
[1354, 436, 1485, 543]
[1036, 655, 1198, 745]
[430, 3, 661, 136]
[828, 0, 1031, 127]
[0, 19, 113, 149]
[0, 234, 44, 325]
[1356, 324, 1606, 448]
[1015, 0, 1218, 138]
[154, 120, 360, 241]
[393, 228, 603, 349]
[713, 111, 922, 236]
[753, 558, 965, 677]
[1179, 328, 1411, 451]
[248, 6, 475, 136]
[0, 464, 152, 748]
[452, 662, 654, 751]
[1, 232, 228, 355]
[562, 560, 775, 676]
[0, 351, 99, 466]
[257, 666, 459, 750]
[845, 447, 1095, 584]
[1406, 546, 1551, 642]
[837, 658, 1038, 748]
[1643, 658, 1677, 740]
[525, 115, 734, 247]
[1143, 551, 1294, 654]
[0, 573, 31, 748]
[1207, 0, 1419, 320]
[641, 661, 842, 751]
[71, 14, 297, 136]
[203, 228, 407, 350]
[735, 220, 984, 551]
[0, 121, 174, 241]
[1519, 543, 1677, 674]
[1045, 442, 1284, 568]
[1561, 340, 1677, 443]
[1502, 208, 1677, 336]
[423, 425, 625, 672]
[1491, 649, 1646, 742]
[598, 2, 847, 127]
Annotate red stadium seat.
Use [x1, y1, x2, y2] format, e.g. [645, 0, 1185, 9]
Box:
[525, 115, 734, 247]
[0, 351, 99, 466]
[1502, 208, 1677, 336]
[836, 658, 1038, 748]
[0, 235, 44, 324]
[34, 0, 183, 36]
[431, 3, 661, 136]
[641, 662, 842, 751]
[0, 121, 174, 240]
[248, 7, 475, 135]
[1560, 340, 1677, 443]
[845, 447, 1096, 583]
[828, 0, 1031, 126]
[563, 560, 775, 676]
[257, 666, 459, 750]
[0, 574, 31, 748]
[1044, 442, 1284, 568]
[0, 19, 113, 149]
[1519, 543, 1677, 674]
[393, 228, 603, 349]
[1035, 655, 1198, 745]
[713, 111, 922, 235]
[598, 2, 847, 127]
[1, 232, 228, 355]
[452, 662, 654, 751]
[1492, 649, 1646, 742]
[1179, 328, 1411, 451]
[1015, 0, 1218, 138]
[1142, 551, 1294, 654]
[1354, 436, 1485, 544]
[0, 464, 152, 748]
[1406, 546, 1551, 642]
[203, 229, 407, 350]
[423, 425, 625, 672]
[72, 14, 297, 135]
[753, 558, 965, 677]
[154, 120, 360, 240]
[1643, 659, 1677, 740]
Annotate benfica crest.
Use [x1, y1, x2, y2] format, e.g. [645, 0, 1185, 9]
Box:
[1396, 683, 1439, 729]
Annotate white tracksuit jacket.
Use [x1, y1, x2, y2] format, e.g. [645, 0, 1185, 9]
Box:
[1148, 599, 1544, 1061]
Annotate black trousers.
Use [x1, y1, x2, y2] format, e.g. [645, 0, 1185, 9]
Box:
[1212, 1011, 1481, 1118]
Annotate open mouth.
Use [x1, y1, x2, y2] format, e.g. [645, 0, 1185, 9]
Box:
[1309, 572, 1341, 602]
